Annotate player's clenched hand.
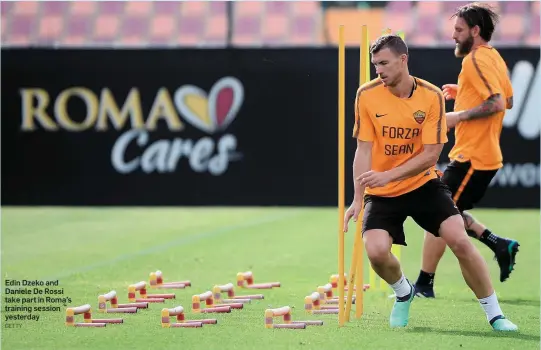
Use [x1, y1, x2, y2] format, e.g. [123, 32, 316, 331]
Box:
[357, 170, 392, 189]
[442, 84, 458, 100]
[343, 200, 362, 233]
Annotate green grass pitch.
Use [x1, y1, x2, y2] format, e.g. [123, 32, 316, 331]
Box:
[1, 207, 539, 349]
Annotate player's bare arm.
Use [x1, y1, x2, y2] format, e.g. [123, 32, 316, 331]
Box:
[358, 143, 443, 188]
[506, 96, 513, 109]
[460, 93, 505, 120]
[446, 93, 505, 128]
[344, 140, 372, 232]
[353, 140, 372, 200]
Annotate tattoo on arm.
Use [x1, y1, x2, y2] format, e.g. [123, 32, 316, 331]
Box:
[462, 94, 502, 120]
[506, 96, 513, 109]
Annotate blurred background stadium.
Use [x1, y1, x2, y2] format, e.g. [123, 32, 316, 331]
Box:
[1, 1, 539, 48]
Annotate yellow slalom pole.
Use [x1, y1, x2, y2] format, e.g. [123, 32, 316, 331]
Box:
[355, 24, 370, 319]
[337, 24, 346, 327]
[345, 231, 359, 322]
[345, 24, 370, 322]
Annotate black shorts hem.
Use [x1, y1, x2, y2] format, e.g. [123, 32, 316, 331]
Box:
[362, 179, 461, 243]
[362, 222, 407, 246]
[441, 160, 498, 212]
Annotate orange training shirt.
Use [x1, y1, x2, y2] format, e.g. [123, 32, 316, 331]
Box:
[353, 77, 447, 197]
[449, 45, 513, 170]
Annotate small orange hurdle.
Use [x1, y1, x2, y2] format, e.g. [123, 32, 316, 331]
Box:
[264, 306, 323, 329]
[213, 283, 263, 303]
[98, 290, 147, 313]
[317, 283, 356, 305]
[161, 305, 218, 328]
[149, 270, 190, 289]
[236, 271, 281, 289]
[66, 304, 123, 327]
[128, 281, 173, 303]
[192, 291, 245, 313]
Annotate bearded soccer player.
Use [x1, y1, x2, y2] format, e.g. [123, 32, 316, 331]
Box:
[343, 34, 517, 331]
[413, 2, 520, 300]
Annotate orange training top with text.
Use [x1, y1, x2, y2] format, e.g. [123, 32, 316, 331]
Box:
[353, 77, 447, 197]
[449, 45, 513, 170]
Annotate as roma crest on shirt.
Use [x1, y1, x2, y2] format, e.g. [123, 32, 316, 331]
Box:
[413, 110, 426, 124]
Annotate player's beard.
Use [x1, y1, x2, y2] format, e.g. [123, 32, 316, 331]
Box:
[455, 34, 474, 57]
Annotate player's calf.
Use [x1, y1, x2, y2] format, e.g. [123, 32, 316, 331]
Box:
[414, 232, 446, 298]
[439, 215, 493, 298]
[462, 212, 501, 251]
[364, 230, 415, 328]
[462, 212, 520, 282]
[438, 215, 518, 331]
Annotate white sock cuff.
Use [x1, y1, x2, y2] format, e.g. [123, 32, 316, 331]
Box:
[390, 274, 406, 289]
[390, 274, 411, 298]
[478, 291, 504, 322]
[478, 291, 497, 303]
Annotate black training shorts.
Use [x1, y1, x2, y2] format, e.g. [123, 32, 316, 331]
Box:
[441, 160, 498, 212]
[362, 179, 460, 246]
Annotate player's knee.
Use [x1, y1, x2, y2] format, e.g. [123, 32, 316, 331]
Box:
[448, 236, 474, 259]
[364, 230, 392, 266]
[438, 214, 473, 257]
[366, 246, 389, 266]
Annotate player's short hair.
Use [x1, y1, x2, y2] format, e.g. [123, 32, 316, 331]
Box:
[451, 2, 500, 42]
[370, 35, 408, 57]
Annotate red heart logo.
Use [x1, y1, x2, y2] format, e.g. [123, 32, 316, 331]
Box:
[216, 87, 234, 128]
[174, 77, 244, 134]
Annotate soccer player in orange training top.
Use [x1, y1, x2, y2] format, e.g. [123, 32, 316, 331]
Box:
[413, 3, 520, 300]
[343, 34, 517, 331]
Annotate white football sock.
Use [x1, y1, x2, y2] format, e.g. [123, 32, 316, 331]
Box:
[478, 292, 503, 322]
[390, 274, 411, 298]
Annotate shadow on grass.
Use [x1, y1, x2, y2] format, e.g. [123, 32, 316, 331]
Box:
[499, 298, 540, 307]
[408, 327, 539, 341]
[452, 297, 540, 308]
